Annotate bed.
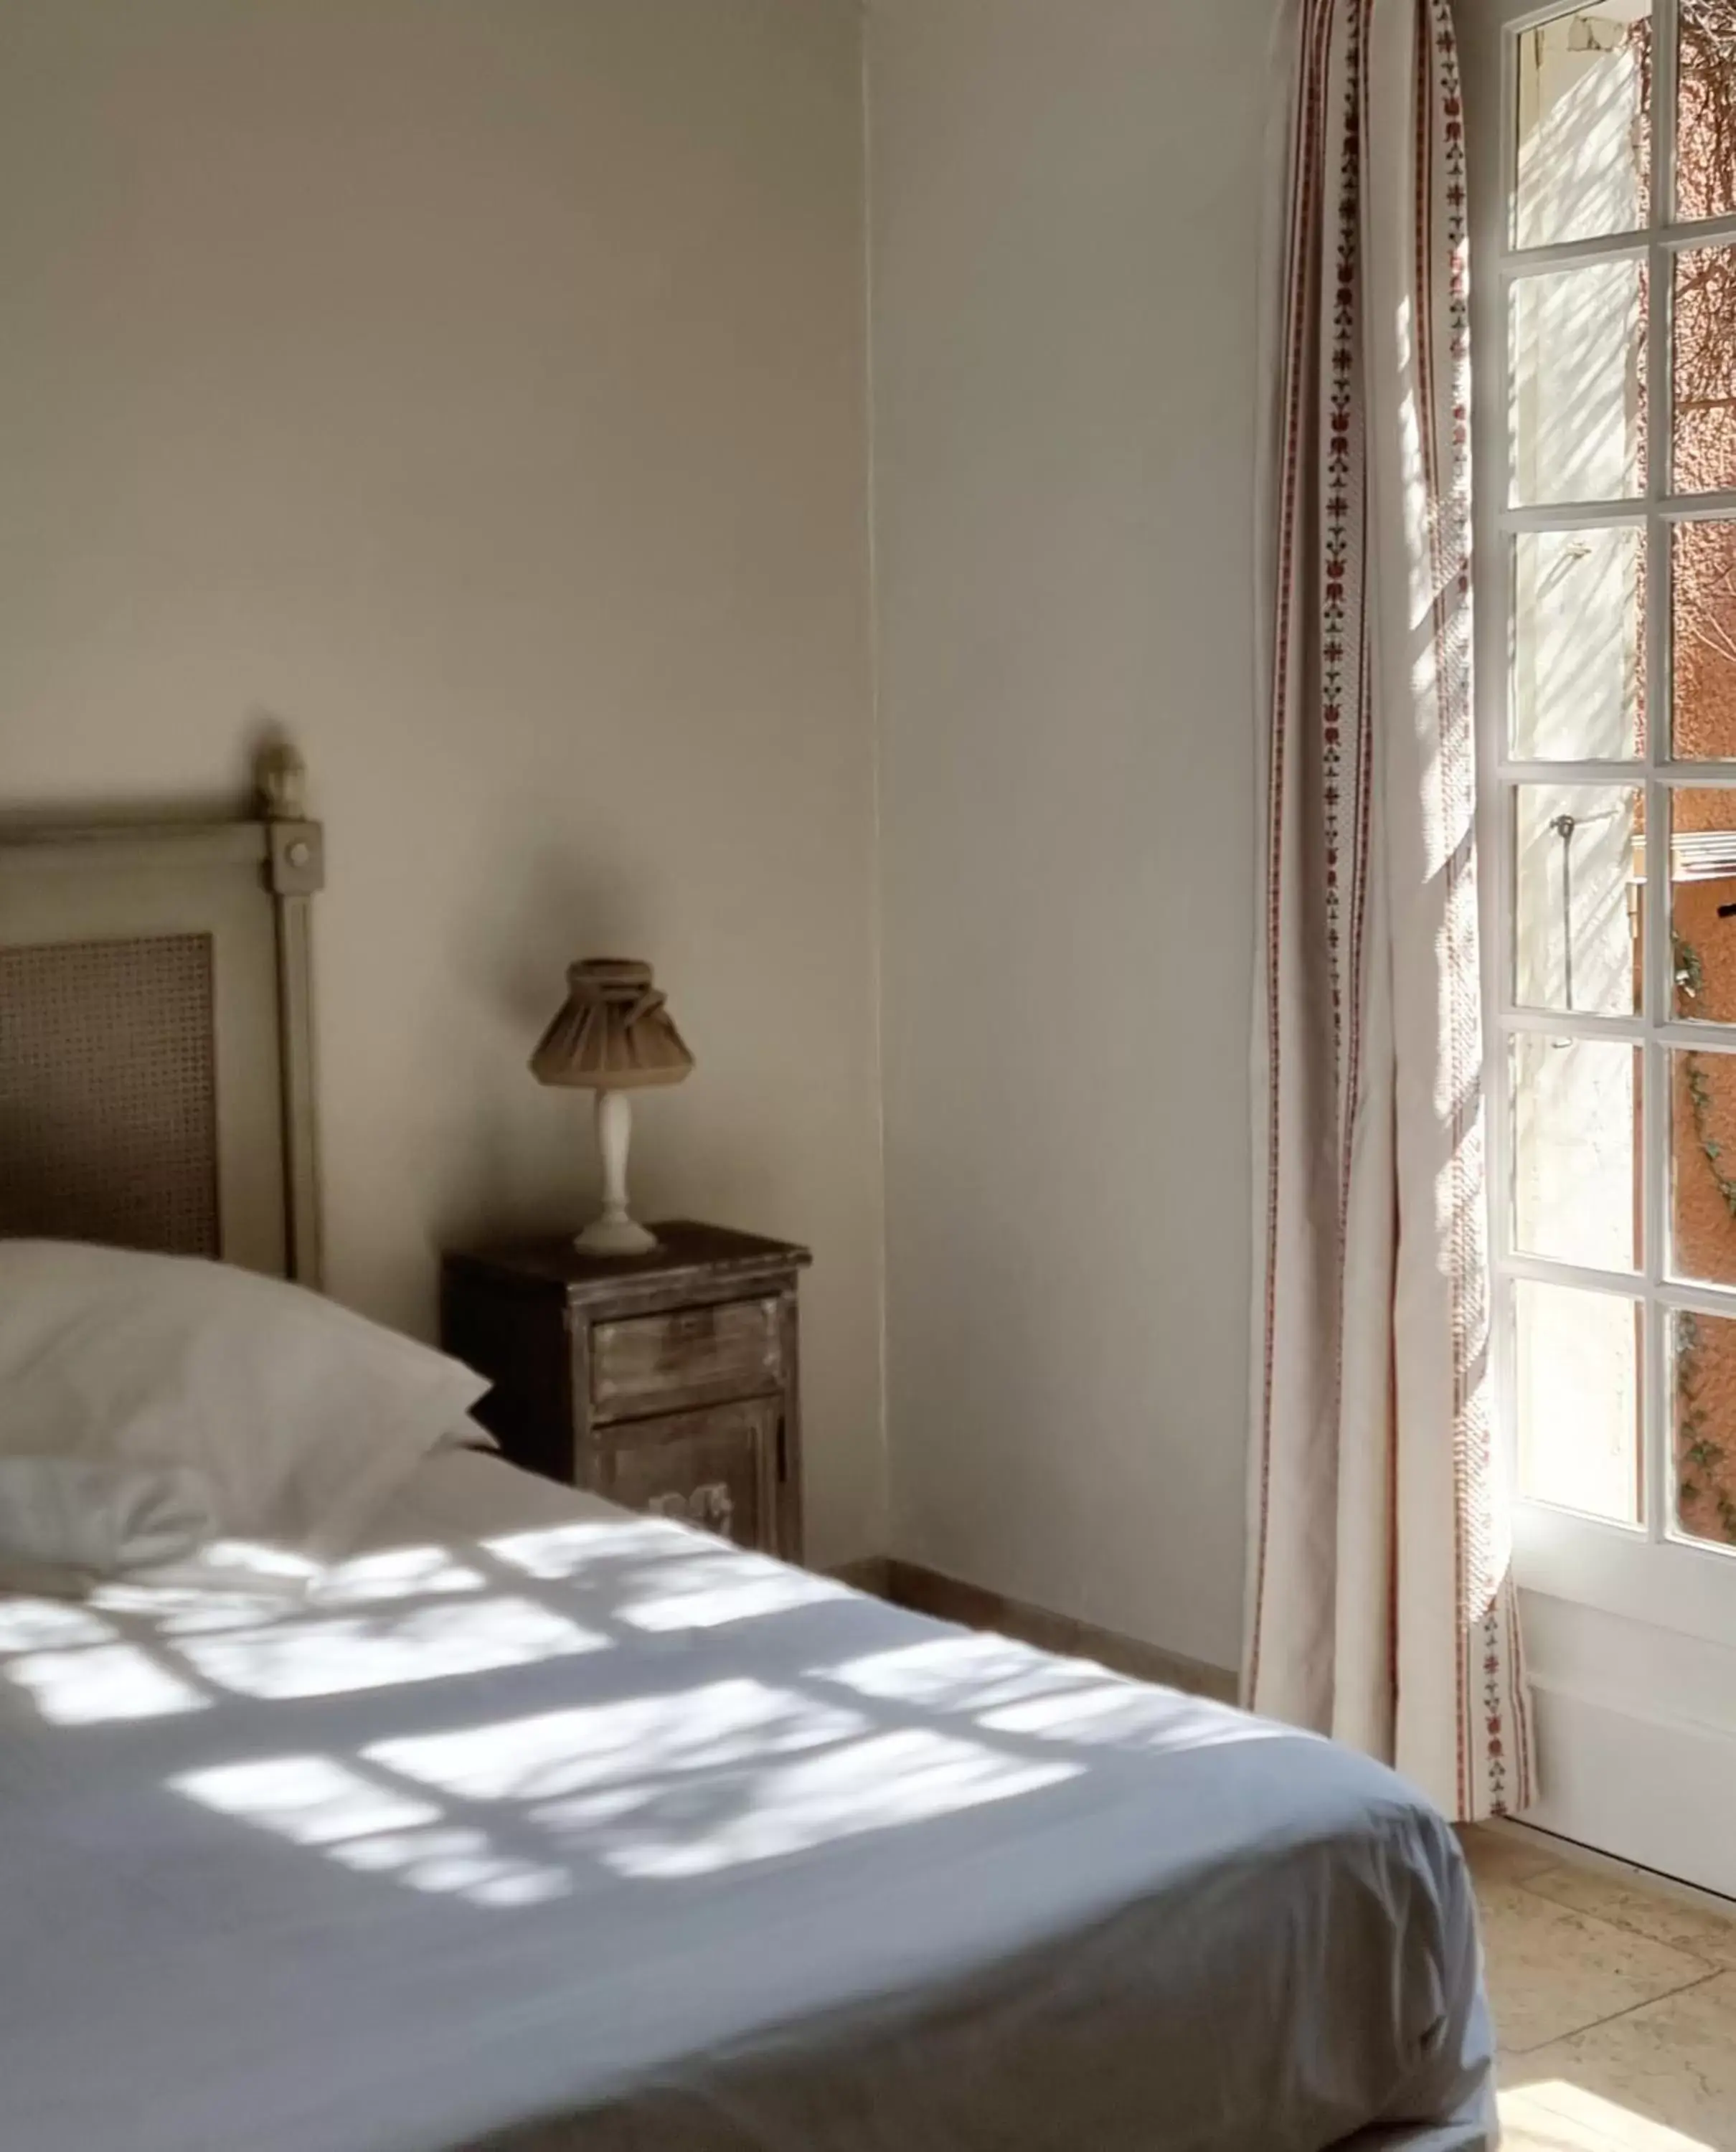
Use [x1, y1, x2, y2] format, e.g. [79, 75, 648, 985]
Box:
[0, 752, 1496, 2152]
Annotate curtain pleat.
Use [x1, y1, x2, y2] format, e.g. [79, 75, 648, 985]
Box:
[1246, 0, 1534, 1822]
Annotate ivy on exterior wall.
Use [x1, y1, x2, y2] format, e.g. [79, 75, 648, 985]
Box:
[1675, 1311, 1736, 1540]
[1671, 930, 1736, 1544]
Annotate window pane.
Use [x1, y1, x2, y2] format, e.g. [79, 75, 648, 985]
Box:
[1677, 0, 1736, 223]
[1669, 791, 1736, 1021]
[1673, 246, 1736, 496]
[1511, 261, 1646, 506]
[1516, 6, 1652, 248]
[1514, 1037, 1641, 1271]
[1674, 1308, 1736, 1551]
[1671, 523, 1736, 760]
[1514, 783, 1643, 1014]
[1671, 1048, 1736, 1288]
[1516, 1279, 1641, 1522]
[1514, 527, 1646, 760]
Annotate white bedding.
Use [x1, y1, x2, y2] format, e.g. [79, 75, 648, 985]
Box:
[0, 1450, 1494, 2152]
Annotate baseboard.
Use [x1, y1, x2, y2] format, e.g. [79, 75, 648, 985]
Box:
[827, 1554, 890, 1598]
[832, 1554, 1238, 1704]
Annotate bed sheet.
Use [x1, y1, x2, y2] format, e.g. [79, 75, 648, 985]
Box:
[0, 1450, 1494, 2152]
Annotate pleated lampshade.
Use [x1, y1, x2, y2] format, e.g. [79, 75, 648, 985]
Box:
[529, 960, 694, 1092]
[529, 959, 694, 1257]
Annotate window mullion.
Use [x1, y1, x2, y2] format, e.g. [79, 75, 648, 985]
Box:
[1501, 488, 1736, 534]
[1641, 0, 1679, 1546]
[1499, 1250, 1645, 1298]
[1499, 758, 1646, 785]
[1656, 0, 1681, 245]
[1657, 763, 1736, 786]
[1502, 230, 1651, 275]
[1498, 1006, 1645, 1041]
[1656, 1020, 1736, 1054]
[1644, 970, 1668, 1539]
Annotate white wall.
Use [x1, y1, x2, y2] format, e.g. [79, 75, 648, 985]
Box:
[869, 0, 1270, 1672]
[0, 0, 885, 1567]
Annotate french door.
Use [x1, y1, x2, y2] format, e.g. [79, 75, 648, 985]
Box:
[1461, 0, 1736, 1892]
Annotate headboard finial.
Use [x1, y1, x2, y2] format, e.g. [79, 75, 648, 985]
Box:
[258, 741, 308, 822]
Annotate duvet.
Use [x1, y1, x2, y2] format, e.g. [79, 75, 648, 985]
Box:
[0, 1449, 1494, 2152]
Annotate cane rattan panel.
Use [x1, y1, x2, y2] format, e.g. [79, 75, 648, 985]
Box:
[0, 933, 220, 1255]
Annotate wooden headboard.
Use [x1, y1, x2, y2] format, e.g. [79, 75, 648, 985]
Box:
[0, 745, 325, 1285]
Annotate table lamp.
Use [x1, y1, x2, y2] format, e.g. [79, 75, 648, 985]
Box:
[529, 958, 694, 1255]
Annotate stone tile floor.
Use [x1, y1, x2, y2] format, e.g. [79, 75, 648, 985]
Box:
[1461, 1827, 1736, 2149]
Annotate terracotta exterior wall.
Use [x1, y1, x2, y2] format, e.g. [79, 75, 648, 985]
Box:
[1668, 616, 1736, 1548]
[1662, 8, 1736, 1546]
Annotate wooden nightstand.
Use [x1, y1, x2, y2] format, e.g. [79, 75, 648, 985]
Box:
[440, 1222, 811, 1560]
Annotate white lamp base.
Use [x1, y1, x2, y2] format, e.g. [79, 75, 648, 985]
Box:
[576, 1213, 659, 1257]
[575, 1089, 659, 1257]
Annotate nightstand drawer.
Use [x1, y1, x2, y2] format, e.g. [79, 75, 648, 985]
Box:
[591, 1297, 782, 1421]
[599, 1401, 779, 1552]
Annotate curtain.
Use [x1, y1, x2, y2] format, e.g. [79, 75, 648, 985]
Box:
[1245, 0, 1534, 1821]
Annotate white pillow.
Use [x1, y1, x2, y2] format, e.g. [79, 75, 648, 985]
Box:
[439, 1412, 499, 1455]
[0, 1243, 489, 1557]
[0, 1456, 218, 1581]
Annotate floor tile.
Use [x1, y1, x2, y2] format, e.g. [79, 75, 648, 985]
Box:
[1502, 1973, 1736, 2151]
[1519, 1867, 1736, 1973]
[1478, 1880, 1714, 2052]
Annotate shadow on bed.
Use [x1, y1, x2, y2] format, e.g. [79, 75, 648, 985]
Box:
[0, 1509, 1492, 2152]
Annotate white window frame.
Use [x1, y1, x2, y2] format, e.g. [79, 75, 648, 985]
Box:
[1473, 0, 1736, 1643]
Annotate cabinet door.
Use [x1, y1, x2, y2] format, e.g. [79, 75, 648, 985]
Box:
[599, 1398, 780, 1553]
